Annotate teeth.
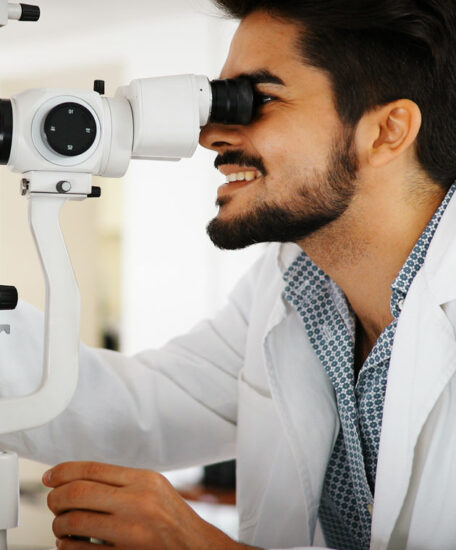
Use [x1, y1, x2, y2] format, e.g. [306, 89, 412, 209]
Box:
[225, 170, 262, 183]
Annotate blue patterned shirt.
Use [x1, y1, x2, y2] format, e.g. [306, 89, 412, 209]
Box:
[283, 184, 456, 550]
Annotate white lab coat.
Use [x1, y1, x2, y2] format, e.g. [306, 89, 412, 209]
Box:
[1, 194, 456, 550]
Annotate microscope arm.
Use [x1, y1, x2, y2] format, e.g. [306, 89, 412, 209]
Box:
[0, 172, 90, 434]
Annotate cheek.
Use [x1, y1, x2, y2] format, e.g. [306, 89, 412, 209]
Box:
[249, 110, 335, 175]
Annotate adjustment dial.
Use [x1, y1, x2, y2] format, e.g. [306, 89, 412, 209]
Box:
[44, 102, 97, 157]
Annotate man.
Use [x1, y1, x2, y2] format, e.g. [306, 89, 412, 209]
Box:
[2, 1, 456, 548]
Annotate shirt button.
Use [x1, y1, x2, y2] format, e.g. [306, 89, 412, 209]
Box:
[367, 503, 373, 516]
[398, 299, 405, 311]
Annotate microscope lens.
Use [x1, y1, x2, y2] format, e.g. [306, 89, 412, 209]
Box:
[0, 100, 13, 165]
[210, 78, 254, 125]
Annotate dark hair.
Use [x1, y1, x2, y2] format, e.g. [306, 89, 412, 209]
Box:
[213, 0, 456, 189]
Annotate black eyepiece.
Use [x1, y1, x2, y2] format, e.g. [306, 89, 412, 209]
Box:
[0, 100, 12, 165]
[210, 78, 254, 125]
[19, 4, 40, 22]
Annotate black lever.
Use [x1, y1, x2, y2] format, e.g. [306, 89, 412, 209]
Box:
[0, 286, 18, 310]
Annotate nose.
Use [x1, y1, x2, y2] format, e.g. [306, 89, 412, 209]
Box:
[199, 122, 245, 152]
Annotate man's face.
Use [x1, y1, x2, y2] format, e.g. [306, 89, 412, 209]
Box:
[199, 11, 359, 250]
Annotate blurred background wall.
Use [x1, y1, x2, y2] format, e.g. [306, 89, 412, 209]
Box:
[0, 0, 264, 545]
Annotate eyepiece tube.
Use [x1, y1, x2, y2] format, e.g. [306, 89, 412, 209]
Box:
[0, 100, 12, 165]
[210, 78, 254, 125]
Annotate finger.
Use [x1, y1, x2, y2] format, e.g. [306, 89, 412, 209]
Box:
[52, 510, 115, 545]
[47, 480, 120, 515]
[43, 461, 139, 488]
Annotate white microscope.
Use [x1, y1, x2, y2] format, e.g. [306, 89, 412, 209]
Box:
[0, 2, 257, 548]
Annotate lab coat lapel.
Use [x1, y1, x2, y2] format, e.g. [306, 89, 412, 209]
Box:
[372, 192, 456, 549]
[262, 246, 339, 539]
[371, 273, 456, 549]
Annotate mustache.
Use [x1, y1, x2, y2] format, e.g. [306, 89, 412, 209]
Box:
[214, 150, 267, 176]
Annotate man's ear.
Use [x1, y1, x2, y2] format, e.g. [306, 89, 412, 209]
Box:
[356, 99, 422, 168]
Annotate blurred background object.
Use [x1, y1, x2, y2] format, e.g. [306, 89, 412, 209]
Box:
[0, 0, 264, 545]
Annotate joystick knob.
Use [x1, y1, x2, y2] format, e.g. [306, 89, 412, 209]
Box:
[0, 286, 18, 310]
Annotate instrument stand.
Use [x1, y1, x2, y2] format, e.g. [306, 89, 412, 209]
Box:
[0, 171, 100, 548]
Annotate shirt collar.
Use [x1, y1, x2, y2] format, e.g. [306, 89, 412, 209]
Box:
[282, 246, 356, 337]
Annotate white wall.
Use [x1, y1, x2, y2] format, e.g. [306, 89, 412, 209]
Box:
[119, 15, 265, 352]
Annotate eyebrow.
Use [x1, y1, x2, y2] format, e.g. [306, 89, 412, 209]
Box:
[236, 69, 286, 87]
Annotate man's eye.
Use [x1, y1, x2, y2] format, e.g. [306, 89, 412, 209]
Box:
[257, 93, 277, 105]
[251, 92, 279, 122]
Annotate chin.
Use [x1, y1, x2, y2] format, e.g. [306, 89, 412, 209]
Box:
[206, 215, 251, 250]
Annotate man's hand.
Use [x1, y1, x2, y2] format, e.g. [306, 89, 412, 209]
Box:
[43, 461, 257, 550]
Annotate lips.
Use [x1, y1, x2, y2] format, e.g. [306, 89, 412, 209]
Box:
[216, 174, 262, 203]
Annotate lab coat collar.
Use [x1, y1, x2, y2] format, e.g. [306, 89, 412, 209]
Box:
[423, 187, 456, 305]
[276, 242, 302, 275]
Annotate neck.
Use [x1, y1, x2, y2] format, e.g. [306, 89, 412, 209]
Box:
[297, 177, 446, 347]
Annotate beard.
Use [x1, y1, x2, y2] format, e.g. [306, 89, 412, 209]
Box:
[206, 124, 359, 250]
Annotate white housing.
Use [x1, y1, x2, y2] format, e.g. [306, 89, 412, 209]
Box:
[8, 88, 133, 178]
[0, 1, 27, 26]
[117, 74, 211, 160]
[7, 74, 212, 178]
